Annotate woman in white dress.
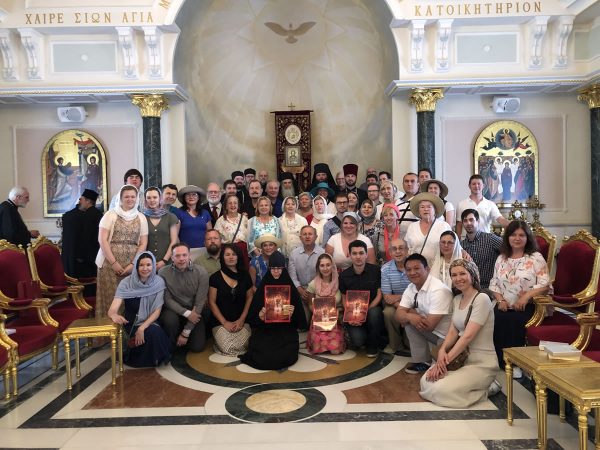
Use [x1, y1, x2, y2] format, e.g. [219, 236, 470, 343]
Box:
[279, 196, 308, 258]
[404, 193, 451, 266]
[325, 212, 375, 270]
[420, 179, 455, 229]
[310, 195, 333, 247]
[420, 259, 499, 408]
[430, 231, 464, 288]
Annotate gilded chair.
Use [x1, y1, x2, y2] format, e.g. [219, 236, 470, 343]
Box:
[533, 225, 557, 275]
[0, 313, 17, 400]
[0, 240, 59, 394]
[526, 229, 600, 347]
[0, 314, 18, 400]
[27, 236, 93, 313]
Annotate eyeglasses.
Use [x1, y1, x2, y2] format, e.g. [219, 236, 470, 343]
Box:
[270, 267, 283, 271]
[413, 292, 419, 309]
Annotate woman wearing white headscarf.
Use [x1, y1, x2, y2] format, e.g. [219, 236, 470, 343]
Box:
[430, 231, 464, 288]
[309, 195, 334, 247]
[96, 185, 148, 319]
[108, 252, 171, 367]
[279, 196, 308, 257]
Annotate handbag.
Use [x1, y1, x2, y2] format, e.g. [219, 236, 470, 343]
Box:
[431, 292, 480, 371]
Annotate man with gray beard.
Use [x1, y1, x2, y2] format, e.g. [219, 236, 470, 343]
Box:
[201, 182, 223, 226]
[279, 172, 297, 198]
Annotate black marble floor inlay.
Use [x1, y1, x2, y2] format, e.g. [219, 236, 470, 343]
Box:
[482, 438, 564, 450]
[225, 384, 327, 423]
[170, 349, 395, 389]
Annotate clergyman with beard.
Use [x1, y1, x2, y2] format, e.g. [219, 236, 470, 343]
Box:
[201, 182, 223, 226]
[242, 179, 263, 218]
[279, 172, 297, 198]
[193, 228, 222, 276]
[231, 170, 248, 204]
[342, 163, 367, 204]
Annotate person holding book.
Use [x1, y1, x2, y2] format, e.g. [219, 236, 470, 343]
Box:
[420, 259, 500, 408]
[339, 239, 385, 358]
[108, 252, 171, 367]
[240, 251, 308, 370]
[489, 220, 550, 378]
[207, 244, 254, 356]
[306, 254, 345, 355]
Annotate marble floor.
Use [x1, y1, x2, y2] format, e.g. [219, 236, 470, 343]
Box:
[0, 336, 594, 450]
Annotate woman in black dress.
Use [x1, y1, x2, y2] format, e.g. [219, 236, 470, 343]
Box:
[239, 251, 308, 370]
[208, 244, 254, 356]
[108, 252, 171, 367]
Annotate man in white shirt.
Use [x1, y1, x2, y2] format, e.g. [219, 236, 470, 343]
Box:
[396, 253, 453, 374]
[456, 174, 510, 236]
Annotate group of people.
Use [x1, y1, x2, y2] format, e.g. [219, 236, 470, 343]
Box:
[0, 162, 551, 409]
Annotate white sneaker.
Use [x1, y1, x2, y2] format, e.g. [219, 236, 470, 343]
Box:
[488, 380, 502, 396]
[512, 367, 523, 379]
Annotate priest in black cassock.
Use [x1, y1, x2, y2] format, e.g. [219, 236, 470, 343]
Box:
[61, 189, 102, 279]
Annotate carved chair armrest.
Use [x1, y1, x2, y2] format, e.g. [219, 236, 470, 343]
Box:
[526, 295, 553, 328]
[0, 298, 59, 328]
[572, 313, 600, 350]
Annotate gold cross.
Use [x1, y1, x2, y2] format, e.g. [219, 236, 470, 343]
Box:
[288, 101, 296, 111]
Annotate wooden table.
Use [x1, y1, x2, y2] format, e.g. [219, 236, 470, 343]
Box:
[62, 317, 123, 390]
[503, 347, 598, 426]
[535, 366, 600, 450]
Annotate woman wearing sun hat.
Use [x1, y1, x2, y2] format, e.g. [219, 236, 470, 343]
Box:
[420, 179, 455, 228]
[404, 192, 451, 266]
[174, 185, 211, 260]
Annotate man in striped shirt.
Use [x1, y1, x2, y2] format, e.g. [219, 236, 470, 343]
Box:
[381, 238, 411, 356]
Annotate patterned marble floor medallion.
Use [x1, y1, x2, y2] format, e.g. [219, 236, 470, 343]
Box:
[171, 344, 395, 388]
[225, 384, 327, 423]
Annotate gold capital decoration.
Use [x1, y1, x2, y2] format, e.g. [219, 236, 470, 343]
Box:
[131, 93, 169, 117]
[409, 88, 444, 112]
[578, 83, 600, 109]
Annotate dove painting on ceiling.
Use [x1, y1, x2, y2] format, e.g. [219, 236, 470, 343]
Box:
[264, 22, 317, 44]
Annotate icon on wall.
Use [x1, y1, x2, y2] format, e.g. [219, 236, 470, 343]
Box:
[41, 129, 108, 217]
[473, 120, 538, 208]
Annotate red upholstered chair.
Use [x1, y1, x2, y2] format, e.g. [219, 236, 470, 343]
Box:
[27, 236, 93, 313]
[533, 225, 557, 275]
[0, 240, 59, 393]
[3, 239, 88, 335]
[526, 229, 600, 330]
[0, 313, 17, 400]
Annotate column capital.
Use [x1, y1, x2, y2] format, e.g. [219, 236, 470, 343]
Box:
[578, 84, 600, 110]
[409, 88, 444, 112]
[131, 93, 169, 117]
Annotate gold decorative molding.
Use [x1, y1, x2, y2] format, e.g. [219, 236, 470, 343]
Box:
[408, 88, 444, 112]
[578, 84, 600, 109]
[131, 93, 169, 117]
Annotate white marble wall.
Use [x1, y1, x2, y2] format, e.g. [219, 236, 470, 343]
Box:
[174, 0, 398, 185]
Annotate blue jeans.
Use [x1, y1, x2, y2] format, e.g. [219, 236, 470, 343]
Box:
[345, 305, 386, 351]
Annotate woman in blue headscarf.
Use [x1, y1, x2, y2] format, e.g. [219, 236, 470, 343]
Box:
[108, 251, 171, 367]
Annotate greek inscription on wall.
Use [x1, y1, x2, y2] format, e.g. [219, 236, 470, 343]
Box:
[414, 1, 542, 17]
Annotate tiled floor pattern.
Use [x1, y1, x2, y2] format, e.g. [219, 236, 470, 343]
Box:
[0, 341, 595, 449]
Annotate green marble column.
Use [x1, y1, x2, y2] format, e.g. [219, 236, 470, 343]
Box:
[409, 88, 444, 177]
[578, 84, 600, 239]
[132, 94, 169, 189]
